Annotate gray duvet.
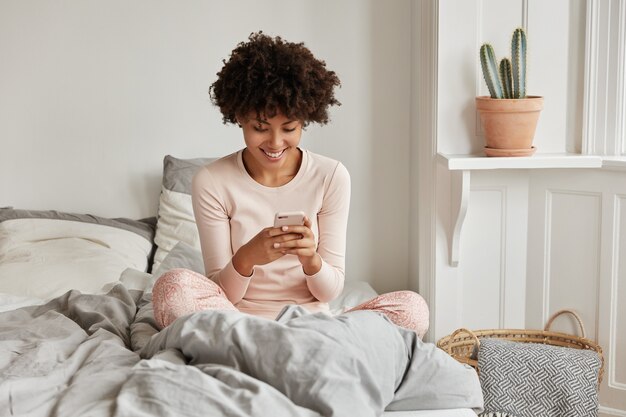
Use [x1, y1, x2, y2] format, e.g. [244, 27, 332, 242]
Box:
[0, 285, 483, 417]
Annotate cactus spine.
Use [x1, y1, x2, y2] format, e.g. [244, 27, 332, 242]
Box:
[499, 58, 513, 99]
[480, 43, 503, 99]
[511, 27, 527, 98]
[479, 27, 528, 99]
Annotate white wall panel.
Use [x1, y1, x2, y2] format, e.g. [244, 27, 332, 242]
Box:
[434, 168, 529, 339]
[528, 0, 586, 153]
[437, 0, 586, 155]
[528, 170, 626, 414]
[437, 0, 478, 155]
[545, 190, 601, 338]
[480, 0, 524, 71]
[598, 193, 626, 414]
[461, 188, 505, 330]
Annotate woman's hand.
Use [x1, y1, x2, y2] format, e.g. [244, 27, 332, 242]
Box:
[232, 226, 303, 276]
[274, 216, 322, 275]
[232, 216, 321, 277]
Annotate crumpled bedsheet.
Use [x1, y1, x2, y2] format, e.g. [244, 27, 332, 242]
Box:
[0, 284, 483, 416]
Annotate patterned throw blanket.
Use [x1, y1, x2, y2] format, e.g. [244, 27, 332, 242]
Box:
[477, 338, 602, 417]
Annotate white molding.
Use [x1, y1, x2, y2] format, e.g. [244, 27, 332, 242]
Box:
[542, 188, 553, 324]
[438, 152, 602, 170]
[603, 0, 613, 154]
[603, 157, 626, 171]
[618, 0, 626, 155]
[583, 0, 599, 154]
[610, 195, 626, 390]
[583, 0, 626, 156]
[494, 186, 508, 328]
[415, 0, 439, 341]
[599, 405, 626, 417]
[437, 152, 626, 170]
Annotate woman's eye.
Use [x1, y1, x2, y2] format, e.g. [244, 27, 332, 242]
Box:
[284, 127, 297, 133]
[253, 126, 267, 132]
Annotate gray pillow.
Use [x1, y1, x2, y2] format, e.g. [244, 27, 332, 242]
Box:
[161, 155, 217, 195]
[478, 338, 601, 417]
[0, 207, 155, 243]
[152, 155, 217, 272]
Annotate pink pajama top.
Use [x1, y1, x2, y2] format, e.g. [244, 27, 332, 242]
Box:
[191, 148, 351, 319]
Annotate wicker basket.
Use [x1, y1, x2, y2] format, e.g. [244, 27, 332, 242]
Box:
[436, 309, 605, 385]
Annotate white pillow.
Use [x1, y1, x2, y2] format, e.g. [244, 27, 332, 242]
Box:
[0, 208, 155, 301]
[151, 240, 205, 282]
[328, 280, 379, 314]
[152, 155, 216, 272]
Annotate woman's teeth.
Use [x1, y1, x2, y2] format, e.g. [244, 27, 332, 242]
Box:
[263, 149, 284, 158]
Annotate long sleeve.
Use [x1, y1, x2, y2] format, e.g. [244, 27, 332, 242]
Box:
[305, 162, 350, 302]
[191, 166, 252, 303]
[189, 150, 349, 320]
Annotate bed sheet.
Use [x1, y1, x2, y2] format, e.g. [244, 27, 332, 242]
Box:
[0, 292, 44, 312]
[0, 279, 484, 416]
[0, 226, 483, 417]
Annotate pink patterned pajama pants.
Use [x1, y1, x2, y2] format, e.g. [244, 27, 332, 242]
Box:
[152, 268, 430, 339]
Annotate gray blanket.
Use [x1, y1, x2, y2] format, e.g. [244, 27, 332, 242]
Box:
[0, 285, 483, 416]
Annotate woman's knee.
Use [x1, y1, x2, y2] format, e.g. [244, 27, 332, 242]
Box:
[154, 268, 210, 289]
[405, 291, 430, 338]
[152, 268, 219, 329]
[387, 290, 430, 339]
[349, 290, 430, 337]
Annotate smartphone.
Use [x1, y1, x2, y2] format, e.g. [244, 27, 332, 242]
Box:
[274, 211, 306, 228]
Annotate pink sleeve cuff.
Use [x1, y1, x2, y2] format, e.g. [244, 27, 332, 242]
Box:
[217, 259, 253, 303]
[305, 260, 344, 303]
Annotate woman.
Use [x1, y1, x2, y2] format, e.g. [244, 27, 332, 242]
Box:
[152, 32, 429, 338]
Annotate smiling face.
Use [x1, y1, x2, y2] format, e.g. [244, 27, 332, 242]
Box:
[238, 112, 304, 186]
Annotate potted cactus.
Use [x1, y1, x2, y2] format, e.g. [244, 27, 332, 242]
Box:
[477, 27, 543, 156]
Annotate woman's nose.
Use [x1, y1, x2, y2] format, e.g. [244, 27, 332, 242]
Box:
[268, 130, 284, 146]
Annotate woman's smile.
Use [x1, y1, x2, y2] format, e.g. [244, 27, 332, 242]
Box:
[237, 112, 304, 186]
[262, 148, 286, 160]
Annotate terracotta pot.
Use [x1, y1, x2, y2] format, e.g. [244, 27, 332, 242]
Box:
[476, 96, 543, 157]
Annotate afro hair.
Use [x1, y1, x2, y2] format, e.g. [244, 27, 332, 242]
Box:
[209, 31, 341, 126]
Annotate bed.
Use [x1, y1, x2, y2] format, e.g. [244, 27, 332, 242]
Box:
[0, 155, 482, 417]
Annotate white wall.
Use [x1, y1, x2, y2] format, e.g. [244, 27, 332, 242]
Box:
[0, 0, 412, 293]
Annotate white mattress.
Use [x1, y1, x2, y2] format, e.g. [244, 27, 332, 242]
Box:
[384, 409, 476, 416]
